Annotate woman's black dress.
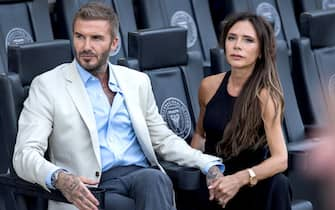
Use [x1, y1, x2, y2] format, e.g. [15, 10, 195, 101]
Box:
[196, 71, 292, 210]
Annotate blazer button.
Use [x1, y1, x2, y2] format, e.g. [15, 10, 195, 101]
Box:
[95, 171, 100, 177]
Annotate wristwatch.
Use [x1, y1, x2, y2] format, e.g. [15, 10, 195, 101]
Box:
[51, 169, 66, 188]
[247, 168, 257, 187]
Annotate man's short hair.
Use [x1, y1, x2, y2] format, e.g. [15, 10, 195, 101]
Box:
[72, 1, 119, 39]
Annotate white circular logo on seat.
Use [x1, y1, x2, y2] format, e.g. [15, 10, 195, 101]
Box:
[109, 31, 122, 57]
[160, 97, 192, 139]
[256, 2, 281, 37]
[5, 28, 33, 51]
[170, 11, 197, 48]
[322, 0, 335, 9]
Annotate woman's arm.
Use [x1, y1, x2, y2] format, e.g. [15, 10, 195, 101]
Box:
[248, 89, 288, 180]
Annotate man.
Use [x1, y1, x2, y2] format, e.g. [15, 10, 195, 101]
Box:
[13, 2, 223, 210]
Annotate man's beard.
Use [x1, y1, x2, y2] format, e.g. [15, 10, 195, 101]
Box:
[76, 49, 110, 73]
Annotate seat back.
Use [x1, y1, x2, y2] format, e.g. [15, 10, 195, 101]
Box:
[294, 0, 335, 16]
[54, 0, 137, 63]
[276, 40, 305, 143]
[190, 0, 218, 63]
[0, 73, 46, 210]
[136, 0, 217, 67]
[291, 9, 335, 125]
[0, 0, 54, 73]
[275, 0, 300, 49]
[219, 0, 284, 38]
[0, 73, 26, 174]
[0, 40, 71, 210]
[0, 40, 72, 174]
[214, 0, 300, 50]
[128, 27, 204, 143]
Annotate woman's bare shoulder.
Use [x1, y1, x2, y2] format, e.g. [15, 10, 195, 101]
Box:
[200, 72, 226, 91]
[199, 72, 227, 105]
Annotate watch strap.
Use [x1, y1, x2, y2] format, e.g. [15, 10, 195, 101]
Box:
[51, 169, 66, 188]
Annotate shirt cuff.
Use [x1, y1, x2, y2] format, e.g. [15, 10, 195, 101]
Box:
[202, 161, 225, 175]
[45, 168, 61, 189]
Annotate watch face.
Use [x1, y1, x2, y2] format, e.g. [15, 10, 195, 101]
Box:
[248, 169, 257, 186]
[250, 176, 257, 186]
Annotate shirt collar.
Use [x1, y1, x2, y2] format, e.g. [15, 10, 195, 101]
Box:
[75, 60, 122, 93]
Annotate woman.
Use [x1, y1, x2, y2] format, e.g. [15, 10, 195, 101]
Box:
[191, 12, 291, 210]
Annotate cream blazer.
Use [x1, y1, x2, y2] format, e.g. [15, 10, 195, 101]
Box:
[13, 61, 220, 210]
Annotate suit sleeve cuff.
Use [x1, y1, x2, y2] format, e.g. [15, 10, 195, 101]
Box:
[46, 168, 61, 189]
[202, 161, 225, 175]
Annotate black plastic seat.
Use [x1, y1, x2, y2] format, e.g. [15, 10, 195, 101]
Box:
[291, 9, 335, 126]
[127, 27, 200, 142]
[135, 0, 227, 75]
[54, 0, 137, 63]
[293, 0, 335, 19]
[210, 0, 300, 50]
[126, 25, 206, 210]
[0, 0, 54, 73]
[0, 40, 108, 210]
[276, 40, 323, 210]
[190, 0, 218, 62]
[0, 40, 72, 175]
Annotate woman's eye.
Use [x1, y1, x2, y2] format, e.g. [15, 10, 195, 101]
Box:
[227, 36, 235, 41]
[244, 38, 255, 43]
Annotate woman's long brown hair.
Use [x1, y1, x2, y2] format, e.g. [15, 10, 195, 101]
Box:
[216, 13, 284, 159]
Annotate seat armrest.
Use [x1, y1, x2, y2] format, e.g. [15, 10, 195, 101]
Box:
[7, 39, 73, 85]
[287, 139, 320, 154]
[160, 161, 201, 191]
[287, 139, 321, 173]
[0, 174, 105, 209]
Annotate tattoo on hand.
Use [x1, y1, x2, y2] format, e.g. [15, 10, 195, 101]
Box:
[206, 166, 223, 186]
[55, 172, 81, 201]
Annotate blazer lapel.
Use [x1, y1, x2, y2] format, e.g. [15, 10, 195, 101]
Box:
[110, 65, 160, 166]
[64, 61, 101, 167]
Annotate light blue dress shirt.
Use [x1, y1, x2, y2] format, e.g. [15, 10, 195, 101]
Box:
[76, 62, 149, 172]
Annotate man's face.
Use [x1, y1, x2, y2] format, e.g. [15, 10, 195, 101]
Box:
[73, 18, 118, 72]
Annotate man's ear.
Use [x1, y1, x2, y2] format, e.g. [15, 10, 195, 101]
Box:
[110, 36, 119, 52]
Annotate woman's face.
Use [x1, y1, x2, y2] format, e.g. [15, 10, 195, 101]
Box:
[225, 20, 260, 72]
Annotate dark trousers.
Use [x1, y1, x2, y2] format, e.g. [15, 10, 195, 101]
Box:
[98, 165, 176, 210]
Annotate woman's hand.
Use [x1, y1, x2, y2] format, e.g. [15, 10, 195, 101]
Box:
[208, 174, 242, 208]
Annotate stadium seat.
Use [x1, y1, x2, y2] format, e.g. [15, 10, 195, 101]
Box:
[190, 0, 230, 74]
[276, 0, 301, 49]
[127, 26, 199, 143]
[0, 0, 54, 73]
[190, 0, 219, 63]
[276, 40, 323, 210]
[125, 26, 205, 209]
[277, 40, 305, 144]
[293, 0, 335, 19]
[210, 0, 300, 50]
[135, 0, 227, 75]
[54, 0, 137, 63]
[0, 40, 72, 175]
[291, 9, 335, 126]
